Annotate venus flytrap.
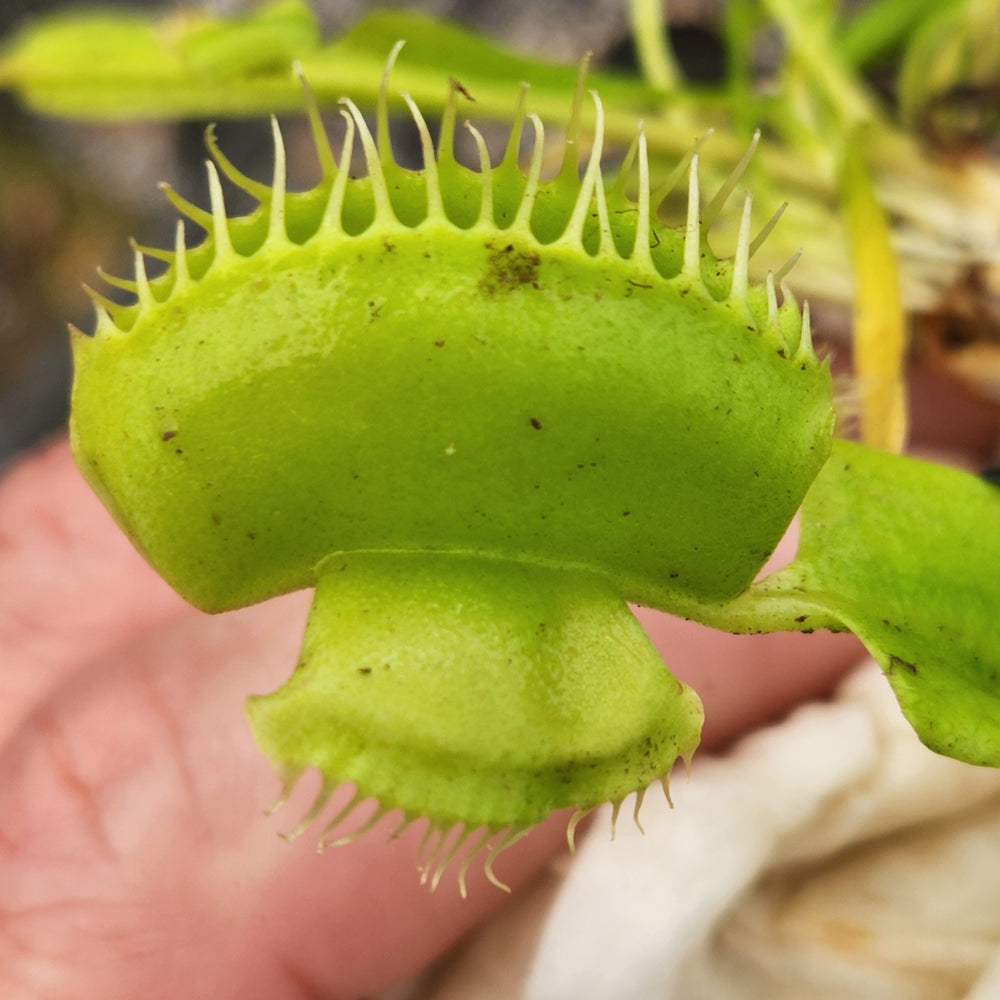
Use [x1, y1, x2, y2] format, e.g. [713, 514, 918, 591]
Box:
[5, 2, 1000, 892]
[68, 52, 838, 888]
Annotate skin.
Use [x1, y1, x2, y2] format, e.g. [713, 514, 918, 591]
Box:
[1, 361, 993, 999]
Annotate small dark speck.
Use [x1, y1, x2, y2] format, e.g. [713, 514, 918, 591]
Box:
[622, 510, 631, 517]
[451, 77, 474, 101]
[890, 655, 918, 676]
[795, 614, 808, 623]
[530, 417, 542, 430]
[162, 429, 177, 441]
[434, 340, 445, 347]
[174, 448, 183, 455]
[669, 571, 679, 579]
[358, 666, 372, 676]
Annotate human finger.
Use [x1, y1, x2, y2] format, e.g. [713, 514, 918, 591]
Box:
[0, 587, 568, 1000]
[0, 436, 186, 742]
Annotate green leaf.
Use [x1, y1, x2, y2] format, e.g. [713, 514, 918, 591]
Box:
[176, 0, 321, 80]
[0, 3, 656, 124]
[0, 0, 320, 118]
[837, 0, 963, 70]
[714, 438, 1000, 767]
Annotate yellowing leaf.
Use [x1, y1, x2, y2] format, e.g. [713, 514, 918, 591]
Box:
[839, 134, 908, 452]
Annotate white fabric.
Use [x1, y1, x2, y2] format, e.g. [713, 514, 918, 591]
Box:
[425, 662, 1000, 1000]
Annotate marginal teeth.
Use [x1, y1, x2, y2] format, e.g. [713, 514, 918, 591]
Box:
[204, 122, 270, 203]
[296, 61, 337, 180]
[797, 298, 814, 360]
[421, 826, 487, 894]
[750, 200, 788, 258]
[88, 55, 811, 358]
[158, 180, 213, 232]
[464, 121, 495, 227]
[702, 128, 760, 230]
[455, 828, 495, 897]
[340, 97, 393, 222]
[682, 154, 702, 279]
[632, 785, 647, 836]
[730, 191, 753, 304]
[555, 51, 593, 188]
[512, 113, 546, 233]
[265, 770, 533, 898]
[204, 160, 234, 259]
[376, 39, 407, 167]
[128, 235, 173, 265]
[609, 799, 622, 840]
[267, 116, 288, 244]
[500, 82, 530, 173]
[630, 126, 653, 268]
[82, 283, 118, 330]
[767, 271, 779, 326]
[133, 248, 155, 310]
[561, 91, 612, 256]
[276, 778, 336, 842]
[483, 828, 530, 893]
[774, 247, 803, 284]
[173, 221, 190, 288]
[650, 127, 712, 208]
[95, 266, 137, 296]
[321, 109, 356, 234]
[402, 92, 443, 220]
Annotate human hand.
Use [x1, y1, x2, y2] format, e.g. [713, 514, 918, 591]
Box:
[0, 437, 575, 998]
[0, 428, 930, 999]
